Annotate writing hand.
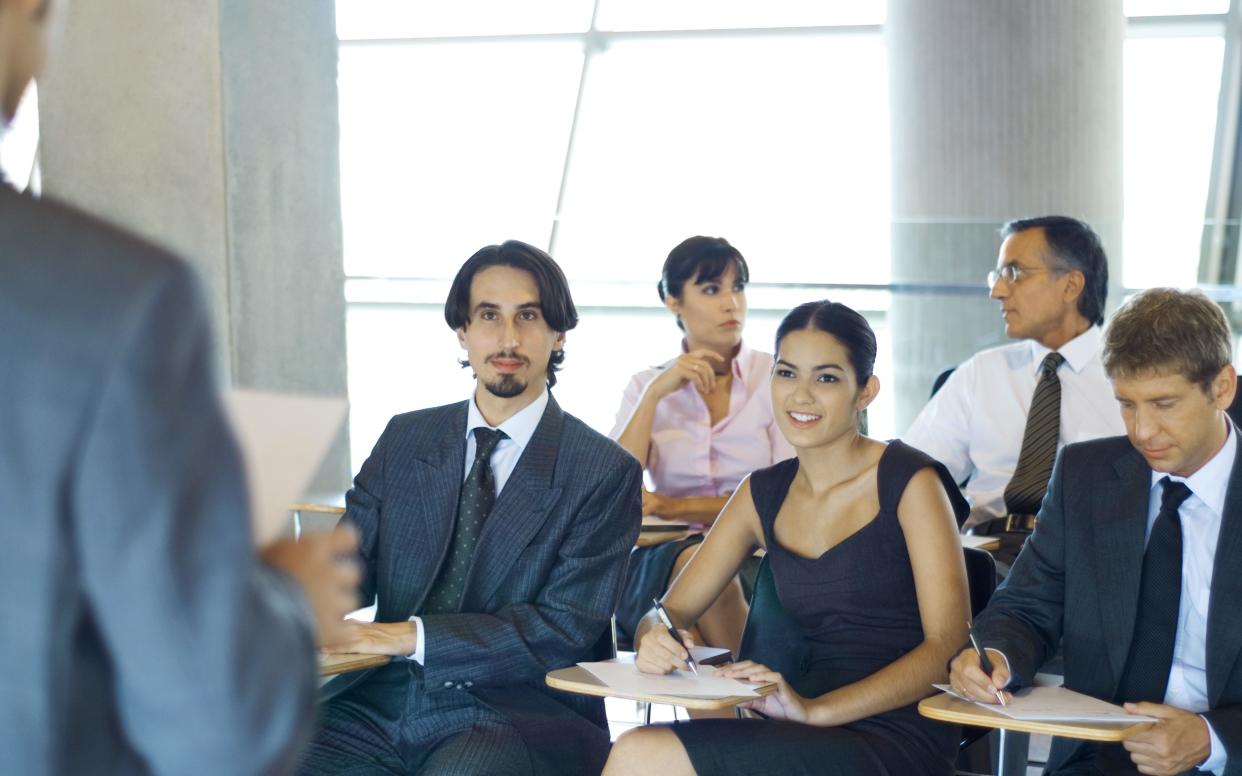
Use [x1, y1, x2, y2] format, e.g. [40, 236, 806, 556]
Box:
[948, 646, 1012, 704]
[634, 623, 697, 675]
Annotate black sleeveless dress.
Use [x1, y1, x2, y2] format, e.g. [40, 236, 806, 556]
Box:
[668, 441, 963, 775]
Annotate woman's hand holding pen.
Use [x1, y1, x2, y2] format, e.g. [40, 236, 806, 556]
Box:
[720, 661, 812, 724]
[634, 622, 697, 675]
[646, 350, 726, 399]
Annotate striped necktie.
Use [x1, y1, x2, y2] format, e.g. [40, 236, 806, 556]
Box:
[1003, 351, 1066, 516]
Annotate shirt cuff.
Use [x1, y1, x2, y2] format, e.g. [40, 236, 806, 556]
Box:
[1200, 715, 1227, 774]
[406, 616, 425, 664]
[987, 649, 1020, 689]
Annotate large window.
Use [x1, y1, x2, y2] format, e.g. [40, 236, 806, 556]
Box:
[337, 3, 1233, 471]
[1123, 24, 1225, 288]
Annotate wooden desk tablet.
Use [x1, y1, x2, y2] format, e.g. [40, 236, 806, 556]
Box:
[546, 662, 777, 711]
[319, 652, 392, 677]
[290, 502, 346, 515]
[917, 692, 1151, 741]
[636, 517, 693, 547]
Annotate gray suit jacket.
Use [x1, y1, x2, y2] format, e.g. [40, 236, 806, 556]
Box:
[975, 435, 1242, 774]
[0, 187, 318, 775]
[327, 396, 641, 772]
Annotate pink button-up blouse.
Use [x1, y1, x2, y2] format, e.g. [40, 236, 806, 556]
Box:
[609, 344, 796, 499]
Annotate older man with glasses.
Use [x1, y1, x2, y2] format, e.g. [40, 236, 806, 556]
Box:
[903, 216, 1124, 566]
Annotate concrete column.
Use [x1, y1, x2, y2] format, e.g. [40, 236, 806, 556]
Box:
[37, 1, 350, 492]
[888, 0, 1124, 430]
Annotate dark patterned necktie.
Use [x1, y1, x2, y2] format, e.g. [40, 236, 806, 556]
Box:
[1114, 477, 1192, 703]
[422, 427, 508, 615]
[1003, 352, 1066, 516]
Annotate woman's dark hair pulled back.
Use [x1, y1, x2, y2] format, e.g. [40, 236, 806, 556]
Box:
[775, 300, 877, 386]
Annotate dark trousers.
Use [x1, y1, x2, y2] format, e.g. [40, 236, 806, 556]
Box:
[301, 663, 533, 776]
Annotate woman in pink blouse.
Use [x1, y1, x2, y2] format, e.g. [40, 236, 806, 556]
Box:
[610, 236, 794, 653]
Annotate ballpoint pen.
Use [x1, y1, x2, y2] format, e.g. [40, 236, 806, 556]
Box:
[653, 598, 699, 675]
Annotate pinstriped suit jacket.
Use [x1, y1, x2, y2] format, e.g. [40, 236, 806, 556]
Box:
[0, 187, 318, 775]
[327, 395, 642, 769]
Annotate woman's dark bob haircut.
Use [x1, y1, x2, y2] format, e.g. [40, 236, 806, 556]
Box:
[444, 240, 578, 387]
[658, 237, 749, 331]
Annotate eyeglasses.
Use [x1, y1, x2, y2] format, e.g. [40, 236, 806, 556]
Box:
[987, 264, 1048, 287]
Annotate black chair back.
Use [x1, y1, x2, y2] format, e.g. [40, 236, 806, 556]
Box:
[959, 546, 999, 754]
[930, 366, 956, 398]
[737, 555, 809, 683]
[963, 546, 998, 618]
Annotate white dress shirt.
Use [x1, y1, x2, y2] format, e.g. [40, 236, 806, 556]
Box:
[1146, 419, 1234, 774]
[903, 326, 1124, 522]
[407, 389, 550, 664]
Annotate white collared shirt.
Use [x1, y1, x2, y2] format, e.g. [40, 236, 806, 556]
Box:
[903, 326, 1124, 521]
[463, 387, 548, 494]
[408, 388, 550, 664]
[1146, 418, 1234, 774]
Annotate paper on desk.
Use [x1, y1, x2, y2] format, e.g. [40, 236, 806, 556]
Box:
[933, 684, 1157, 723]
[960, 534, 998, 549]
[689, 646, 731, 664]
[224, 389, 348, 546]
[580, 661, 761, 698]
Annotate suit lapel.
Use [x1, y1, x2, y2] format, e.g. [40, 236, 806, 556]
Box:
[1207, 443, 1242, 706]
[389, 402, 467, 619]
[463, 396, 565, 610]
[1090, 446, 1151, 685]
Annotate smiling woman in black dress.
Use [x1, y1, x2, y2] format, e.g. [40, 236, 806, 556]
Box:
[602, 300, 972, 776]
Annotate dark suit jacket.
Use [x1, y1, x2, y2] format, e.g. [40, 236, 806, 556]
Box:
[0, 187, 318, 774]
[327, 396, 642, 773]
[975, 435, 1242, 774]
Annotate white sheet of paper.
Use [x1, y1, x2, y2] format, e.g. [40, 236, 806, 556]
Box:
[960, 534, 999, 549]
[933, 684, 1157, 723]
[580, 660, 761, 698]
[689, 646, 731, 664]
[224, 389, 348, 545]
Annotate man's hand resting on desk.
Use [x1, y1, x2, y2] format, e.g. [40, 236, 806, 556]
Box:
[262, 525, 360, 647]
[948, 645, 1013, 704]
[330, 620, 419, 656]
[1121, 702, 1211, 776]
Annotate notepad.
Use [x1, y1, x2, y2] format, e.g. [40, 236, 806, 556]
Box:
[580, 660, 763, 698]
[223, 389, 348, 545]
[933, 684, 1158, 723]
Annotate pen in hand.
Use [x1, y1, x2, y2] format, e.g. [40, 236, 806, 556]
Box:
[968, 621, 1006, 706]
[653, 598, 698, 675]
